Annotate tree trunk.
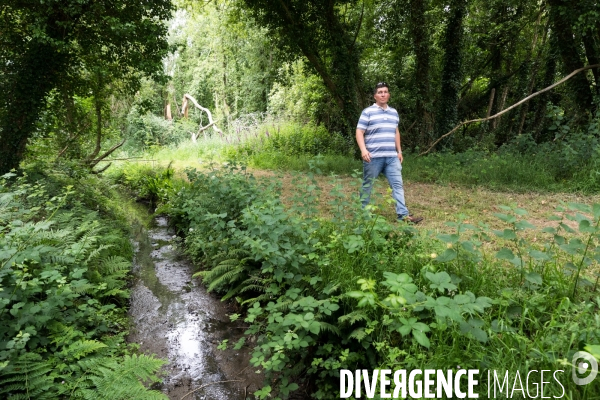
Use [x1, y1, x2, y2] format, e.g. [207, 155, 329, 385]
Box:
[435, 0, 467, 147]
[533, 37, 559, 141]
[517, 15, 548, 136]
[409, 0, 432, 146]
[0, 42, 64, 174]
[582, 34, 600, 95]
[548, 0, 594, 113]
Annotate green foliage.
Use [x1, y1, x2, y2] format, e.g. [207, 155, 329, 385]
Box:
[149, 159, 599, 398]
[111, 162, 176, 209]
[240, 0, 367, 133]
[0, 169, 165, 399]
[0, 0, 173, 174]
[125, 108, 197, 151]
[227, 121, 352, 160]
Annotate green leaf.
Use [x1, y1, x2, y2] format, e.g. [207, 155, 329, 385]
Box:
[579, 219, 596, 233]
[496, 248, 515, 260]
[584, 345, 600, 360]
[525, 272, 543, 286]
[433, 249, 457, 263]
[346, 291, 365, 299]
[437, 233, 459, 243]
[426, 271, 457, 293]
[593, 204, 600, 219]
[559, 222, 576, 234]
[412, 329, 430, 348]
[515, 220, 536, 230]
[398, 324, 411, 336]
[308, 321, 320, 335]
[568, 203, 591, 213]
[493, 213, 516, 223]
[528, 250, 549, 261]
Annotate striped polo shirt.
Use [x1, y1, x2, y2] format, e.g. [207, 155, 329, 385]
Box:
[356, 103, 400, 158]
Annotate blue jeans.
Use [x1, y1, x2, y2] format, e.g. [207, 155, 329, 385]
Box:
[361, 157, 409, 217]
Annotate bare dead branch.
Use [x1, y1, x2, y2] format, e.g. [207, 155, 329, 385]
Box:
[91, 162, 112, 174]
[181, 94, 224, 141]
[95, 157, 149, 162]
[419, 64, 600, 156]
[88, 138, 126, 168]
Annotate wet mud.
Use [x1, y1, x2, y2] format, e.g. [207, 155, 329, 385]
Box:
[128, 217, 262, 400]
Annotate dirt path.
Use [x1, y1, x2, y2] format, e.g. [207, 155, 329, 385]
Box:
[249, 168, 600, 235]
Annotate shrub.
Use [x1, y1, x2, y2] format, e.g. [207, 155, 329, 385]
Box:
[153, 160, 599, 399]
[0, 170, 165, 399]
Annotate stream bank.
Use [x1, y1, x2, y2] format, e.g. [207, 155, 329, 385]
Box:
[128, 216, 261, 399]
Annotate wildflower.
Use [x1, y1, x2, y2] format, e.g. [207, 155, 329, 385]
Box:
[430, 253, 437, 259]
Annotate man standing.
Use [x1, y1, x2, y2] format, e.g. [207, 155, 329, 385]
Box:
[356, 82, 423, 224]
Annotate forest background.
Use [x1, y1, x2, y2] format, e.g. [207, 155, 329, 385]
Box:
[1, 0, 600, 398]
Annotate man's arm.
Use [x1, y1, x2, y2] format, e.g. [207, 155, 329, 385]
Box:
[395, 127, 403, 163]
[356, 129, 371, 162]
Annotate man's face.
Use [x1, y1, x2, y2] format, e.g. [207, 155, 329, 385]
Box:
[374, 87, 390, 105]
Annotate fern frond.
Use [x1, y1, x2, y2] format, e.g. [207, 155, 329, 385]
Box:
[99, 255, 131, 275]
[239, 284, 268, 293]
[241, 293, 272, 305]
[338, 310, 369, 326]
[348, 327, 368, 341]
[207, 265, 245, 292]
[270, 300, 293, 312]
[70, 281, 95, 294]
[85, 244, 114, 264]
[317, 322, 341, 336]
[48, 254, 75, 265]
[75, 354, 166, 400]
[58, 340, 107, 361]
[0, 353, 56, 399]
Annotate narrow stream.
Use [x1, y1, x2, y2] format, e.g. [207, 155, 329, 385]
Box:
[128, 216, 261, 400]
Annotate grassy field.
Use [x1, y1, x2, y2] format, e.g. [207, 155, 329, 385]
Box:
[114, 142, 600, 242]
[115, 156, 600, 399]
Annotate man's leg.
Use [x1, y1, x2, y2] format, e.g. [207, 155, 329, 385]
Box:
[382, 157, 409, 217]
[360, 158, 384, 208]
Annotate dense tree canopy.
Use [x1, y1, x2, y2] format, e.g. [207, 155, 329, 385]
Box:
[165, 0, 599, 150]
[0, 0, 173, 174]
[2, 0, 600, 170]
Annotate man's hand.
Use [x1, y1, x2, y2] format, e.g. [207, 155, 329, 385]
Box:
[398, 152, 403, 163]
[362, 151, 372, 163]
[356, 129, 371, 162]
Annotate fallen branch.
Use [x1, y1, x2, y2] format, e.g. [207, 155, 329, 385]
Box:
[88, 138, 126, 168]
[91, 162, 112, 174]
[419, 64, 600, 156]
[181, 94, 223, 142]
[179, 380, 243, 400]
[95, 157, 150, 162]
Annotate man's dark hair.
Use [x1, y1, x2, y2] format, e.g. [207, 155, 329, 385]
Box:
[374, 81, 389, 94]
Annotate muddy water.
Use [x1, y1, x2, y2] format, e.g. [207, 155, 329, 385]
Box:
[128, 217, 261, 400]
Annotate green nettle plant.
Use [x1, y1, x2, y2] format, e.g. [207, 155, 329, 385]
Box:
[0, 172, 165, 399]
[150, 159, 599, 399]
